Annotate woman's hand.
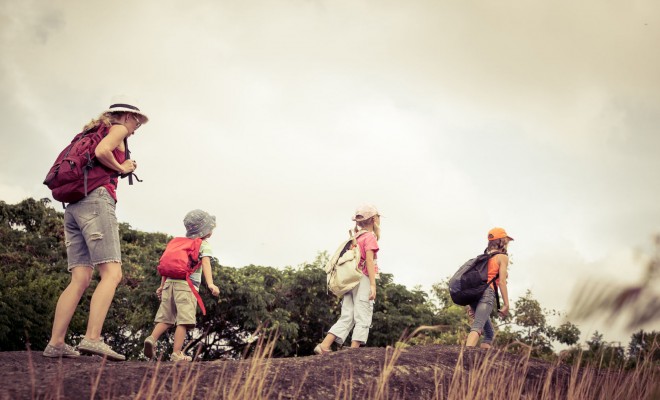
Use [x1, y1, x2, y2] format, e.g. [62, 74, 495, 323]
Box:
[498, 305, 509, 318]
[369, 284, 377, 300]
[466, 306, 475, 319]
[120, 159, 137, 174]
[156, 286, 163, 300]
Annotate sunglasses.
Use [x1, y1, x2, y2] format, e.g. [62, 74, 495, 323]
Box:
[132, 114, 142, 129]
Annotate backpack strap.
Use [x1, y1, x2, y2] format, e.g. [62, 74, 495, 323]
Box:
[487, 273, 501, 311]
[119, 137, 143, 185]
[185, 268, 207, 315]
[485, 251, 504, 310]
[186, 239, 207, 315]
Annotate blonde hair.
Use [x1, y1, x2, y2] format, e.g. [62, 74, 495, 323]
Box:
[354, 216, 381, 240]
[82, 112, 129, 132]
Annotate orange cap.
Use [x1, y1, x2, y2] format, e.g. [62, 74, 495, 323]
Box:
[488, 227, 514, 241]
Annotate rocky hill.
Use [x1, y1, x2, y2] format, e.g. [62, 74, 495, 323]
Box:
[0, 344, 655, 399]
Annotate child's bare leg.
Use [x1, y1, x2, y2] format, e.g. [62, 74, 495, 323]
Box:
[150, 323, 172, 341]
[350, 340, 361, 348]
[320, 333, 337, 351]
[173, 325, 188, 354]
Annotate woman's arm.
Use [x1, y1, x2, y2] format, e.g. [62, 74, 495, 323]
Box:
[498, 254, 510, 317]
[201, 256, 219, 296]
[94, 124, 135, 174]
[366, 250, 377, 300]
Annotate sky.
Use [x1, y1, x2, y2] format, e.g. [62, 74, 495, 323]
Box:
[1, 0, 659, 347]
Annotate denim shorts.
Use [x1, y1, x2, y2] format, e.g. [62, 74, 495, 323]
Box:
[64, 186, 121, 270]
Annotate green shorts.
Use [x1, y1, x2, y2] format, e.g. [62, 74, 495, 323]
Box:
[154, 280, 197, 326]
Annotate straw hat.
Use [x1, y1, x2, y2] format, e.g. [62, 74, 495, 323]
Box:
[102, 95, 149, 123]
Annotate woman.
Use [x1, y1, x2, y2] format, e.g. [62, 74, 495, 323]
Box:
[315, 204, 380, 354]
[465, 227, 513, 348]
[42, 97, 148, 361]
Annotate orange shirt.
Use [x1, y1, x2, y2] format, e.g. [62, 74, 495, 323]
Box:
[487, 256, 500, 289]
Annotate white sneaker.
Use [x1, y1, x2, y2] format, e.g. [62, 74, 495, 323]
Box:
[143, 336, 156, 359]
[42, 343, 80, 358]
[170, 352, 192, 362]
[78, 338, 126, 361]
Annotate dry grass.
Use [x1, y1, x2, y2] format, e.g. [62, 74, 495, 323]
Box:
[22, 330, 659, 400]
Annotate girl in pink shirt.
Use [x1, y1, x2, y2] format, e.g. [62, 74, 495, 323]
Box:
[315, 204, 381, 354]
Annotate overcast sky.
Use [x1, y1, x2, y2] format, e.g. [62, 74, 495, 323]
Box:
[1, 0, 658, 346]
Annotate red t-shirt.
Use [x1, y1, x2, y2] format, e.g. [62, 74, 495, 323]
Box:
[357, 231, 379, 276]
[102, 146, 126, 202]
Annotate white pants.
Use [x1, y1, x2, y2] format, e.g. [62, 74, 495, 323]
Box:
[328, 274, 374, 345]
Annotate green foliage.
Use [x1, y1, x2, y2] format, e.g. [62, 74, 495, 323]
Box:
[548, 321, 581, 346]
[0, 198, 442, 359]
[560, 330, 627, 368]
[370, 273, 440, 347]
[0, 197, 650, 365]
[0, 198, 69, 350]
[627, 330, 660, 368]
[427, 279, 472, 345]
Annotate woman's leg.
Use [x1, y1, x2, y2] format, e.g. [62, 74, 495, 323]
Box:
[48, 267, 93, 346]
[466, 288, 495, 347]
[480, 318, 495, 349]
[84, 261, 122, 340]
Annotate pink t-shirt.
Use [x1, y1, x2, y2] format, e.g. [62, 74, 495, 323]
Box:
[357, 231, 379, 276]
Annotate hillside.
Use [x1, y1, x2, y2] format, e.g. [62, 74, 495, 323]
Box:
[2, 344, 655, 400]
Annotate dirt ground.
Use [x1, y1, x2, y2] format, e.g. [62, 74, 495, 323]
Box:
[0, 345, 572, 399]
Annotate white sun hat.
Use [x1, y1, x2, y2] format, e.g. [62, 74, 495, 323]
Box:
[103, 95, 149, 123]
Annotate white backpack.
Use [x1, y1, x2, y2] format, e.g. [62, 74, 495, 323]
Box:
[325, 230, 370, 297]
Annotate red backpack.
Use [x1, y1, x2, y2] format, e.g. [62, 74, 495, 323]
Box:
[43, 124, 140, 204]
[157, 237, 207, 315]
[43, 125, 116, 203]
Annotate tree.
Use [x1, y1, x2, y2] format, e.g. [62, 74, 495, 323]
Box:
[429, 279, 472, 345]
[369, 273, 440, 347]
[627, 330, 660, 367]
[549, 321, 581, 347]
[511, 290, 553, 357]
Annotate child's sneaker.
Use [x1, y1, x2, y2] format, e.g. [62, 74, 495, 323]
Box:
[78, 338, 126, 361]
[143, 336, 156, 359]
[42, 343, 80, 358]
[170, 352, 192, 362]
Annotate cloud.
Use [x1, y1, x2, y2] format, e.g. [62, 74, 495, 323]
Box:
[1, 0, 659, 345]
